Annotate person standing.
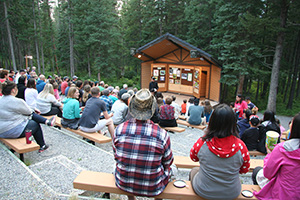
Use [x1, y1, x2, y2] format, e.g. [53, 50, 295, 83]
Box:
[113, 89, 174, 199]
[149, 77, 159, 92]
[234, 94, 248, 120]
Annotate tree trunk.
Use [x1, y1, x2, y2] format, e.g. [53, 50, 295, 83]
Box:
[255, 79, 260, 103]
[4, 1, 17, 71]
[37, 1, 45, 74]
[221, 84, 228, 103]
[286, 30, 300, 109]
[87, 49, 91, 78]
[32, 0, 41, 74]
[261, 81, 269, 98]
[247, 79, 252, 94]
[281, 46, 294, 95]
[296, 70, 300, 98]
[283, 51, 294, 103]
[267, 0, 289, 112]
[68, 0, 75, 77]
[237, 74, 245, 95]
[46, 0, 59, 75]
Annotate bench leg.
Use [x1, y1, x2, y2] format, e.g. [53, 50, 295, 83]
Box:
[83, 138, 95, 145]
[102, 193, 110, 199]
[19, 153, 24, 162]
[54, 125, 61, 130]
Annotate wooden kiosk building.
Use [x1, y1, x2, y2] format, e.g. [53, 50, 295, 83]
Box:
[132, 33, 222, 102]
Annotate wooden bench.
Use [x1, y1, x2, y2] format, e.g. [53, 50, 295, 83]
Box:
[45, 116, 111, 144]
[73, 170, 260, 200]
[173, 156, 263, 172]
[176, 120, 206, 130]
[178, 115, 187, 120]
[163, 126, 186, 133]
[0, 137, 40, 162]
[248, 150, 266, 157]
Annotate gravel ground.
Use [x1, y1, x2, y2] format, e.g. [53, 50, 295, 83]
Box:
[0, 93, 293, 200]
[0, 122, 265, 200]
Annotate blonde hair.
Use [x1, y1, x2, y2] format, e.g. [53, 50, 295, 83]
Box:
[82, 85, 91, 102]
[38, 83, 54, 99]
[67, 87, 78, 98]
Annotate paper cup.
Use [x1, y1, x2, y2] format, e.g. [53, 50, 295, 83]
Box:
[266, 131, 279, 150]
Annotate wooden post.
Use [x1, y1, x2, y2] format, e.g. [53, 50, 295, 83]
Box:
[25, 55, 28, 70]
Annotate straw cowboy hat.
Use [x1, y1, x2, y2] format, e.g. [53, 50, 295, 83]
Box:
[129, 89, 157, 120]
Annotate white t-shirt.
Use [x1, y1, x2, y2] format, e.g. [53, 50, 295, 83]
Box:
[25, 88, 38, 109]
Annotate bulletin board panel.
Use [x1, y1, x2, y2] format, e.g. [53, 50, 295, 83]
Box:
[181, 68, 193, 86]
[193, 68, 200, 96]
[152, 64, 167, 91]
[168, 67, 181, 85]
[152, 67, 166, 83]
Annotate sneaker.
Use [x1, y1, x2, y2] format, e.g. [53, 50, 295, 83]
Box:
[39, 144, 49, 153]
[47, 116, 56, 126]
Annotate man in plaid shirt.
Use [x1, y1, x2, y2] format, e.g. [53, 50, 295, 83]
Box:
[113, 89, 174, 199]
[100, 89, 113, 113]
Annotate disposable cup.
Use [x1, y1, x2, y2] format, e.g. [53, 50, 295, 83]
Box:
[266, 131, 279, 150]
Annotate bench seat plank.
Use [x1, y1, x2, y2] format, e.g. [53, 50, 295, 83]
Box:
[0, 137, 40, 154]
[44, 116, 111, 144]
[67, 129, 111, 144]
[176, 120, 206, 130]
[163, 126, 186, 133]
[174, 156, 263, 172]
[178, 115, 187, 120]
[248, 151, 266, 156]
[73, 171, 260, 200]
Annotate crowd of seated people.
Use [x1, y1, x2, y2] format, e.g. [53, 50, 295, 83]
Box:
[1, 67, 297, 200]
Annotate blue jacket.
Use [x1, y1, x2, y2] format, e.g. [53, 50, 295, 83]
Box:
[36, 80, 46, 93]
[237, 118, 250, 137]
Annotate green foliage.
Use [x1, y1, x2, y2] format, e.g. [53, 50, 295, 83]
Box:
[0, 0, 299, 113]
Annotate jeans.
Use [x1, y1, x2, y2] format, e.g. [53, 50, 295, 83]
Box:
[43, 105, 62, 118]
[19, 120, 45, 148]
[32, 113, 47, 124]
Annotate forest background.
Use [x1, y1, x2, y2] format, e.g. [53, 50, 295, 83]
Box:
[0, 0, 299, 116]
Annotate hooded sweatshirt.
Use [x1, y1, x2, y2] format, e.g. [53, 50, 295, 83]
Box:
[254, 139, 300, 200]
[190, 135, 250, 200]
[62, 98, 81, 119]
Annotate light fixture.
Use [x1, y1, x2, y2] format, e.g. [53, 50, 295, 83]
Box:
[138, 55, 142, 58]
[200, 57, 204, 61]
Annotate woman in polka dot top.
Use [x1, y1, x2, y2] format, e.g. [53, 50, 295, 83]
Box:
[189, 104, 250, 200]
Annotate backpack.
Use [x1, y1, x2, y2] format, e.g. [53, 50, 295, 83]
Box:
[257, 122, 280, 154]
